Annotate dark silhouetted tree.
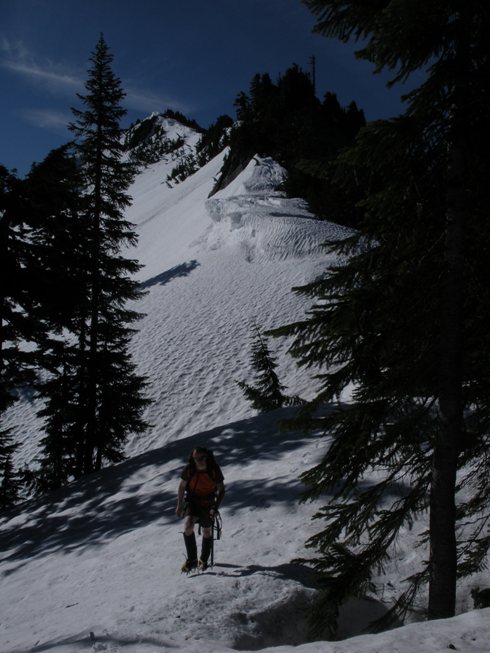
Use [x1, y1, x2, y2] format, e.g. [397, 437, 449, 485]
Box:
[68, 34, 150, 477]
[213, 64, 365, 223]
[271, 0, 490, 634]
[238, 323, 303, 412]
[238, 324, 286, 412]
[0, 165, 36, 509]
[19, 145, 88, 491]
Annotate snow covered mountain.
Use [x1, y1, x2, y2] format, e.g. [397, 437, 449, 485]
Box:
[124, 148, 347, 455]
[1, 117, 490, 653]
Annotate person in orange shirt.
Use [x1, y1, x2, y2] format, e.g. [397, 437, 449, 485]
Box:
[176, 447, 225, 572]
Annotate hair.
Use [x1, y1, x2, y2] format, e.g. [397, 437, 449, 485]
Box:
[192, 447, 207, 456]
[188, 447, 216, 474]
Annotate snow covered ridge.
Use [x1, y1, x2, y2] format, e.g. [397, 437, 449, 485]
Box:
[123, 112, 202, 173]
[205, 157, 348, 262]
[5, 141, 348, 468]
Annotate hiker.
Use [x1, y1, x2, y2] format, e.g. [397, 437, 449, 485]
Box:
[176, 446, 225, 572]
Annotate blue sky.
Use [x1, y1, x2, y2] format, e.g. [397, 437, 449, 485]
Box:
[1, 0, 410, 177]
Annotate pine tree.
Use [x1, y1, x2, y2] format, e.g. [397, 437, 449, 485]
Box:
[215, 64, 365, 221]
[22, 145, 86, 334]
[270, 0, 490, 634]
[0, 166, 16, 505]
[0, 165, 37, 509]
[67, 34, 150, 477]
[0, 450, 21, 511]
[195, 114, 233, 166]
[238, 324, 290, 412]
[19, 145, 89, 490]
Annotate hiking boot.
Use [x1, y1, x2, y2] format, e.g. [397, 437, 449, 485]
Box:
[181, 559, 198, 573]
[198, 558, 209, 571]
[200, 536, 213, 568]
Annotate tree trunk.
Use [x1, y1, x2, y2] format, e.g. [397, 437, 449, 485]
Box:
[74, 314, 88, 479]
[429, 129, 465, 621]
[428, 8, 471, 618]
[84, 119, 104, 476]
[429, 433, 458, 618]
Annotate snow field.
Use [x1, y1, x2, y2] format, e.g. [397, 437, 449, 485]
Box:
[0, 410, 325, 652]
[2, 410, 490, 652]
[124, 153, 346, 455]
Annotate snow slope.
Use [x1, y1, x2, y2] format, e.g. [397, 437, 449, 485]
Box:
[0, 409, 320, 652]
[2, 408, 489, 653]
[123, 151, 347, 454]
[1, 410, 490, 653]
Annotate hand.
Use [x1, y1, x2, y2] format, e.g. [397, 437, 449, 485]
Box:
[176, 504, 183, 518]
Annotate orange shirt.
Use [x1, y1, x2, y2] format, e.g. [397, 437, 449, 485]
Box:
[181, 464, 224, 497]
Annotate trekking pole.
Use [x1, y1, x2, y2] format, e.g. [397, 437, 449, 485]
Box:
[211, 510, 222, 568]
[210, 512, 216, 567]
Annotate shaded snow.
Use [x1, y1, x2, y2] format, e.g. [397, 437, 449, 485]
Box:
[0, 411, 323, 652]
[2, 408, 489, 653]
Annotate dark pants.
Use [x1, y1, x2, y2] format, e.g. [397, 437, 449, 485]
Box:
[184, 499, 214, 528]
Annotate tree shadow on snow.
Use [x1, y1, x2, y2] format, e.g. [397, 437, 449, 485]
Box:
[15, 631, 176, 653]
[0, 406, 330, 573]
[140, 259, 200, 289]
[211, 561, 318, 589]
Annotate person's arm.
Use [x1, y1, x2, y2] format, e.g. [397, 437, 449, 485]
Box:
[176, 479, 187, 517]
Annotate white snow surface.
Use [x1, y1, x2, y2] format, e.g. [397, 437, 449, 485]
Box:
[2, 139, 490, 652]
[1, 411, 489, 653]
[122, 152, 346, 455]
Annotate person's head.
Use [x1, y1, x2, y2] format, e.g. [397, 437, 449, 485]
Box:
[190, 447, 208, 469]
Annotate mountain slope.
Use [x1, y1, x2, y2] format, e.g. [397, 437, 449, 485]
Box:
[120, 150, 348, 454]
[0, 409, 324, 651]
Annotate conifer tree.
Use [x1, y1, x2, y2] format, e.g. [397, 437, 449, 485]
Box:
[195, 114, 233, 166]
[0, 166, 17, 505]
[238, 324, 292, 412]
[68, 34, 149, 477]
[22, 145, 87, 331]
[271, 0, 490, 633]
[20, 145, 88, 490]
[0, 451, 22, 510]
[0, 165, 36, 508]
[214, 64, 365, 221]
